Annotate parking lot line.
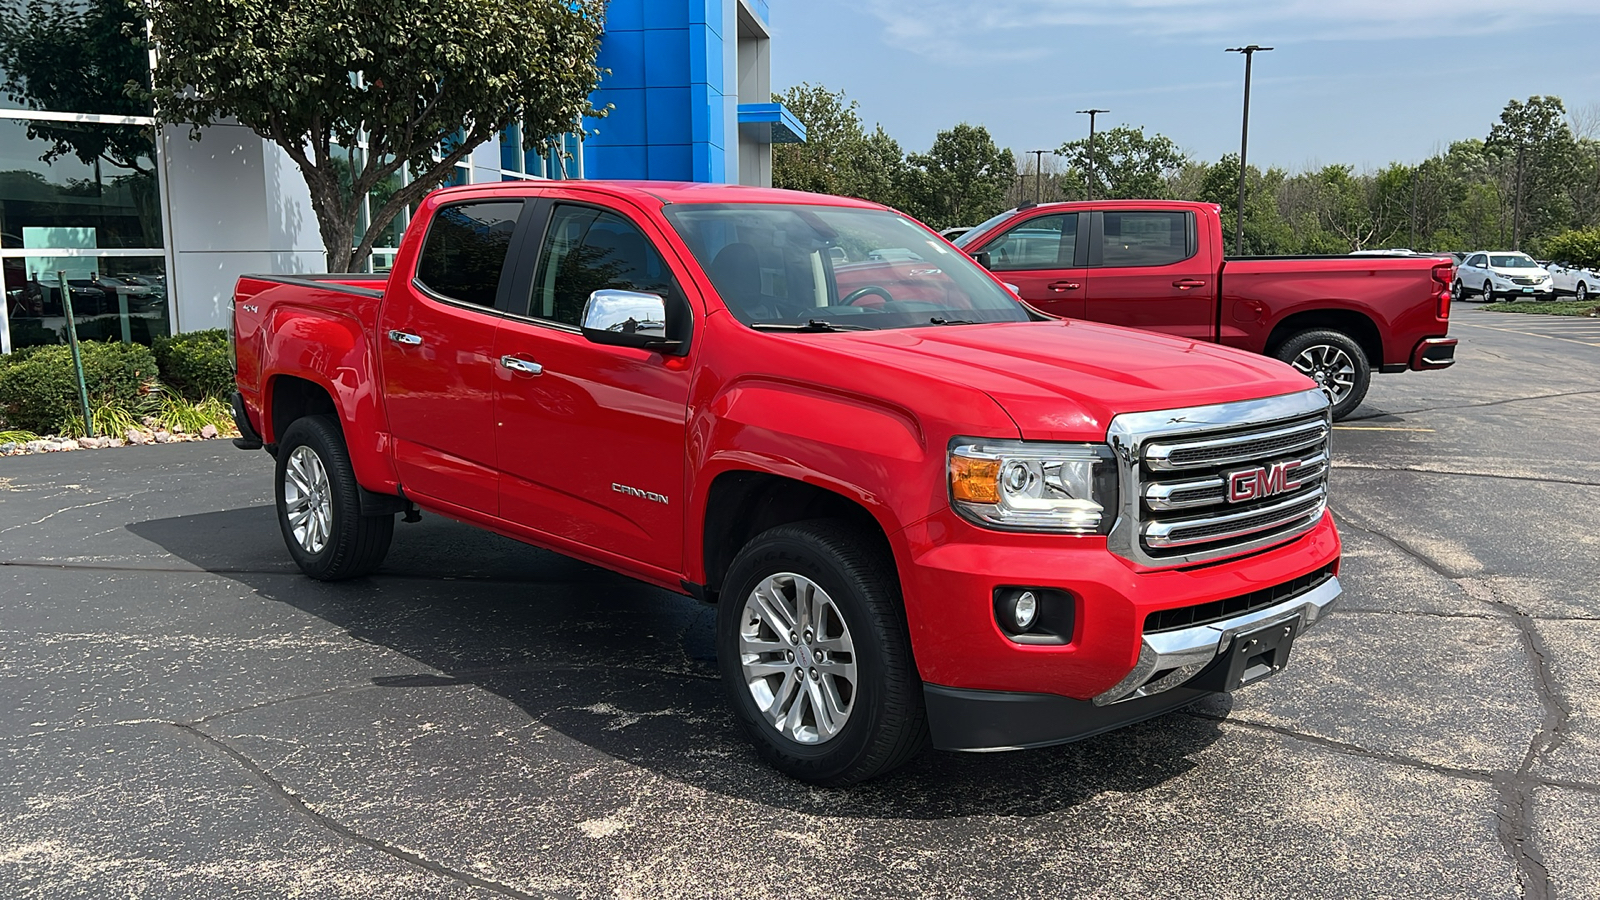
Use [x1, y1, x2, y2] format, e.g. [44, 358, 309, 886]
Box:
[1456, 319, 1600, 347]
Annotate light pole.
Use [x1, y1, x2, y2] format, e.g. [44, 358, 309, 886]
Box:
[1076, 109, 1108, 200]
[1225, 45, 1271, 256]
[1027, 149, 1051, 204]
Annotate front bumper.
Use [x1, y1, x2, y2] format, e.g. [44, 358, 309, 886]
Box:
[1491, 281, 1553, 297]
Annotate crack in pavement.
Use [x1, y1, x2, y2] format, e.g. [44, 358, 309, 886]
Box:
[168, 722, 560, 900]
[1332, 462, 1600, 489]
[1335, 511, 1570, 900]
[0, 490, 154, 535]
[1344, 388, 1600, 423]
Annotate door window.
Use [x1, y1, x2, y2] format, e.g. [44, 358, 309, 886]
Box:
[1100, 211, 1195, 267]
[415, 201, 523, 308]
[1466, 254, 1487, 268]
[526, 205, 684, 329]
[983, 213, 1078, 270]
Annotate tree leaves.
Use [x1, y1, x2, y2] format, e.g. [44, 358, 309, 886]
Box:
[138, 0, 605, 271]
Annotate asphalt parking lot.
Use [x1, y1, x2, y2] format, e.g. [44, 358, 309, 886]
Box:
[2, 306, 1597, 899]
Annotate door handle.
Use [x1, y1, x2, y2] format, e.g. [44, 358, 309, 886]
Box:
[387, 330, 422, 346]
[1172, 279, 1208, 290]
[499, 355, 544, 376]
[1048, 281, 1081, 292]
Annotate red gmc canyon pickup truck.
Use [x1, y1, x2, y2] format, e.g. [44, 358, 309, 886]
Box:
[231, 181, 1342, 785]
[954, 200, 1458, 419]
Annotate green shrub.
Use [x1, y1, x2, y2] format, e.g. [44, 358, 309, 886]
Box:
[152, 329, 234, 400]
[1542, 228, 1600, 270]
[0, 341, 159, 434]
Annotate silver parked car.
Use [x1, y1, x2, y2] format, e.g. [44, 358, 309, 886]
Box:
[1453, 251, 1554, 302]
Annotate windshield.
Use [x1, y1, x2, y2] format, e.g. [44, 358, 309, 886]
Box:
[951, 209, 1019, 248]
[665, 204, 1030, 331]
[1490, 254, 1538, 268]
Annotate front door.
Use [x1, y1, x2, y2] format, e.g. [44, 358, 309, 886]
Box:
[377, 198, 527, 514]
[491, 200, 695, 574]
[1082, 209, 1217, 342]
[972, 211, 1087, 318]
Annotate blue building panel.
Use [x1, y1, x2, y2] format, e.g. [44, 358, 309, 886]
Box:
[642, 28, 691, 87]
[583, 0, 793, 184]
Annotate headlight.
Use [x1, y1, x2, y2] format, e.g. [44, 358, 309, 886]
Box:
[949, 440, 1118, 534]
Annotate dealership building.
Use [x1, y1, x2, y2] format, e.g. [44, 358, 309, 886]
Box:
[0, 0, 800, 354]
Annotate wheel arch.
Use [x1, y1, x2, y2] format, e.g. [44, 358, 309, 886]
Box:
[700, 470, 894, 604]
[1265, 309, 1382, 367]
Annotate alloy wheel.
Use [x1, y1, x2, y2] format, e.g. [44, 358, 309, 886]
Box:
[1291, 343, 1357, 406]
[282, 445, 333, 555]
[737, 572, 858, 745]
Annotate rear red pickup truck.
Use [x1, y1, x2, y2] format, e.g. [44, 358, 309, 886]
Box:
[954, 200, 1457, 418]
[232, 181, 1342, 785]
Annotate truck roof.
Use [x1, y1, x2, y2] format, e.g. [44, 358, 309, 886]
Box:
[426, 180, 889, 210]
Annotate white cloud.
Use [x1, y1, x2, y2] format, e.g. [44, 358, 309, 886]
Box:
[862, 0, 1600, 60]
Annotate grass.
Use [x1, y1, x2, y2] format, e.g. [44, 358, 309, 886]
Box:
[1476, 299, 1600, 317]
[0, 429, 40, 444]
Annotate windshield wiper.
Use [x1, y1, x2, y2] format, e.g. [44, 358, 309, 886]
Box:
[750, 319, 873, 333]
[928, 316, 979, 326]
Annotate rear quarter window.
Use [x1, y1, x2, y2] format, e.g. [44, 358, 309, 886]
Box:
[415, 201, 524, 308]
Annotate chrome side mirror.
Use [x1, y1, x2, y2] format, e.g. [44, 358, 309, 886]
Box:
[580, 289, 682, 353]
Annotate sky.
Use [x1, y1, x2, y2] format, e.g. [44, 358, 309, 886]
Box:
[767, 0, 1600, 172]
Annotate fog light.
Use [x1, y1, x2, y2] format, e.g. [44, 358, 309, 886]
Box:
[1013, 591, 1038, 629]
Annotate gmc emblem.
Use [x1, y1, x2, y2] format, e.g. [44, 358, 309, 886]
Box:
[1226, 460, 1303, 503]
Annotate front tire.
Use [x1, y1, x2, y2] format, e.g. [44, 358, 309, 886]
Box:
[275, 415, 394, 580]
[1275, 329, 1371, 421]
[1578, 282, 1589, 303]
[1483, 281, 1496, 302]
[716, 520, 928, 785]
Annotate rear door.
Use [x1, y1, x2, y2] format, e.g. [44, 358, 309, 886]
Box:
[1082, 208, 1216, 341]
[970, 211, 1087, 317]
[490, 198, 695, 574]
[377, 198, 529, 514]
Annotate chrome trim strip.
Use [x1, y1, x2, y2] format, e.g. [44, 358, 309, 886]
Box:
[1092, 575, 1342, 706]
[1144, 487, 1327, 549]
[1145, 418, 1327, 471]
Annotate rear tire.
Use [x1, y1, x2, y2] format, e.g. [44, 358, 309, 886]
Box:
[275, 415, 394, 580]
[716, 520, 928, 785]
[1275, 329, 1371, 421]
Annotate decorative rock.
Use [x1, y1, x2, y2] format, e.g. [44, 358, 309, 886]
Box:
[141, 416, 157, 427]
[200, 424, 219, 439]
[41, 441, 64, 451]
[0, 442, 16, 453]
[109, 438, 126, 448]
[153, 431, 172, 444]
[60, 439, 81, 450]
[25, 440, 46, 452]
[125, 429, 144, 444]
[172, 424, 185, 434]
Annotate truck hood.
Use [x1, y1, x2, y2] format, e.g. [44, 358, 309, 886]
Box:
[832, 320, 1316, 441]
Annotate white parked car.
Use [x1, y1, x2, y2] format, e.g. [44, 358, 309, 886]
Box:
[1544, 261, 1599, 301]
[1453, 251, 1554, 302]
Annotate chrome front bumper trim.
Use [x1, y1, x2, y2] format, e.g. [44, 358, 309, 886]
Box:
[1092, 575, 1343, 707]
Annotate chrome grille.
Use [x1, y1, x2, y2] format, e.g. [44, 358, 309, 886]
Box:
[1107, 390, 1332, 568]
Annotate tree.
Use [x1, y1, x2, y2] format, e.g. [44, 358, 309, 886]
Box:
[904, 124, 1012, 229]
[139, 0, 606, 272]
[771, 83, 865, 197]
[1190, 154, 1294, 254]
[1057, 126, 1187, 200]
[1487, 96, 1576, 249]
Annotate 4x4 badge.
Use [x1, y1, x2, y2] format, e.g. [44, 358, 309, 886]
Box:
[1226, 460, 1303, 504]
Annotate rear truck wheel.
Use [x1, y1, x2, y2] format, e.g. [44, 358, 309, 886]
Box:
[1276, 329, 1371, 421]
[1578, 282, 1589, 303]
[716, 520, 928, 786]
[275, 414, 394, 580]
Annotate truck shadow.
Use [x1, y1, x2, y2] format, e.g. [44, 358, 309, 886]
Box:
[128, 505, 1228, 820]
